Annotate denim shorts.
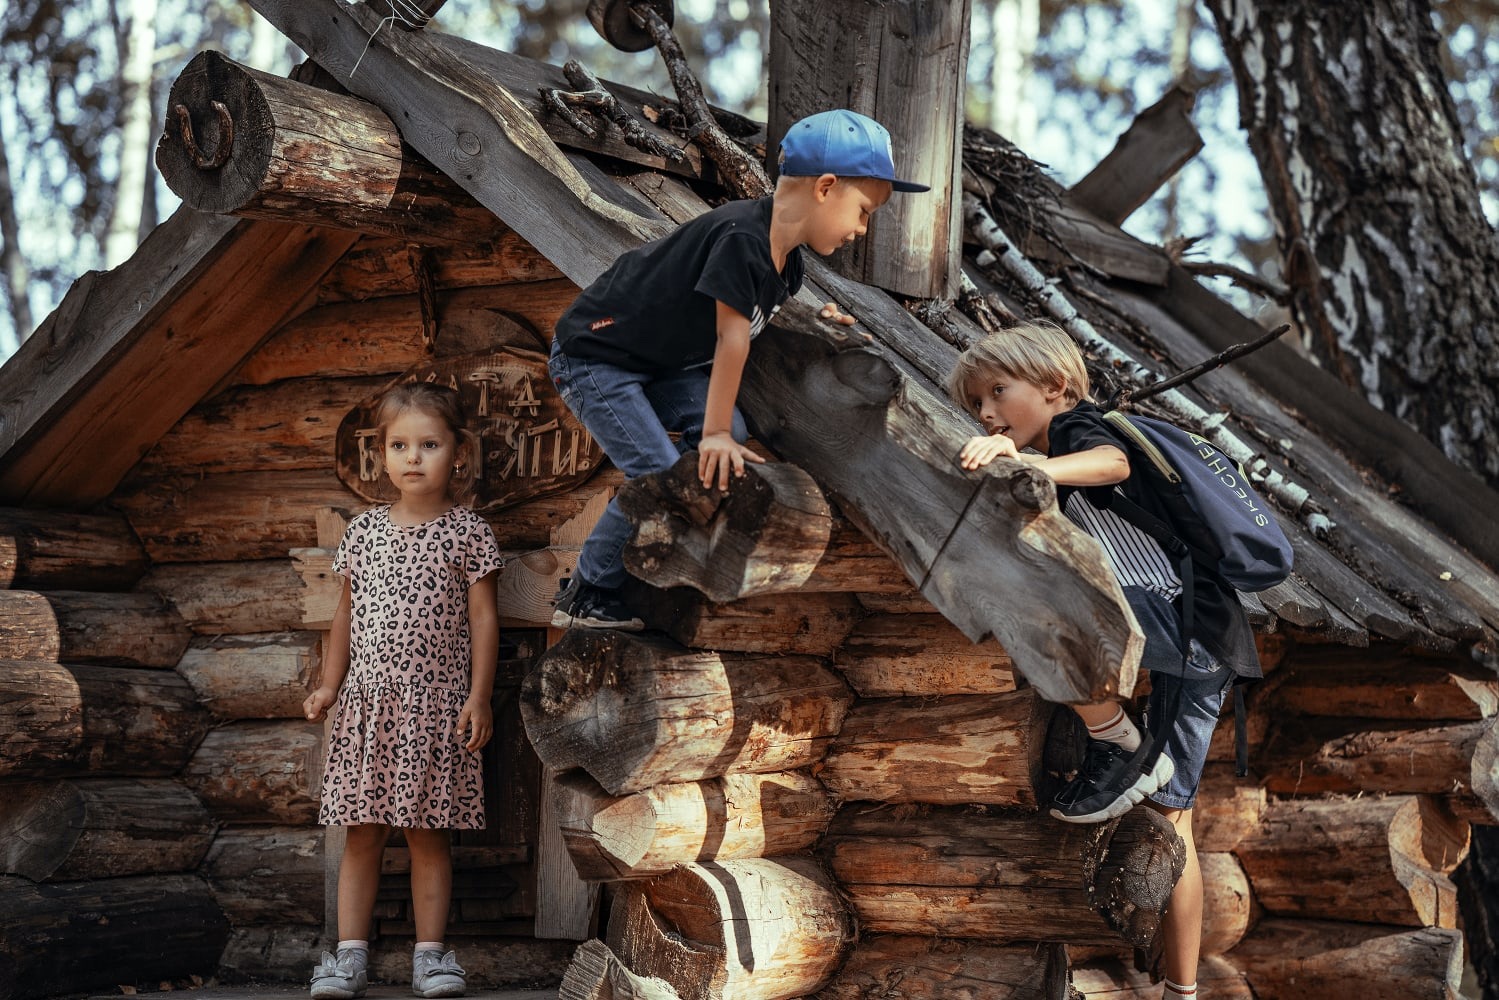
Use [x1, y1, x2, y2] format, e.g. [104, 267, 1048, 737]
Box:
[1125, 586, 1232, 811]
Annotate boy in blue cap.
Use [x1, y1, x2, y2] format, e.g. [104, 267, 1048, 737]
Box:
[550, 109, 927, 629]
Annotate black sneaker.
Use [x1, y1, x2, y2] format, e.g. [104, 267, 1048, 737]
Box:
[1048, 733, 1176, 824]
[551, 577, 645, 631]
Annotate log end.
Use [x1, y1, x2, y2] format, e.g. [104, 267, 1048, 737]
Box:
[156, 50, 276, 214]
[1083, 808, 1187, 949]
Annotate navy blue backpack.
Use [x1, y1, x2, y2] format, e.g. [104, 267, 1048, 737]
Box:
[1101, 410, 1293, 777]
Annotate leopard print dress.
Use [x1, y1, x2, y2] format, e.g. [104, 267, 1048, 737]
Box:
[318, 504, 502, 829]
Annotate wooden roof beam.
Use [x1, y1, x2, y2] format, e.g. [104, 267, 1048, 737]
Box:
[157, 51, 502, 247]
[1068, 83, 1204, 227]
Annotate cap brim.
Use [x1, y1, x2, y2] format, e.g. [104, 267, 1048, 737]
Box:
[891, 179, 930, 193]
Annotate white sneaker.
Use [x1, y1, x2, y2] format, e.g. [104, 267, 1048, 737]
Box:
[310, 949, 368, 1000]
[412, 949, 466, 998]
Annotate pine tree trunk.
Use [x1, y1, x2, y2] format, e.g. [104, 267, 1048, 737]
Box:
[1205, 0, 1499, 487]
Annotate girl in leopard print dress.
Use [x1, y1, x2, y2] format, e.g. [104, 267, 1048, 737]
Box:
[303, 382, 502, 1000]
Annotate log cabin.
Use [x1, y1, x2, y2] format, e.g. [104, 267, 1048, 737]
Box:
[1, 2, 1497, 998]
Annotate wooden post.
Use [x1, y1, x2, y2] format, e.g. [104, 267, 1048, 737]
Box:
[768, 0, 969, 298]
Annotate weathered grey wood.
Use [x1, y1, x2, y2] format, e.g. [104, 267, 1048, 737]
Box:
[0, 589, 189, 666]
[740, 327, 1142, 704]
[768, 0, 968, 299]
[175, 631, 323, 719]
[247, 0, 667, 289]
[0, 209, 357, 507]
[553, 769, 833, 881]
[817, 936, 1071, 1000]
[0, 779, 215, 882]
[159, 51, 500, 245]
[520, 629, 853, 795]
[1068, 83, 1204, 225]
[0, 661, 208, 780]
[535, 765, 600, 941]
[0, 874, 229, 1000]
[822, 804, 1184, 948]
[0, 508, 148, 590]
[819, 691, 1048, 808]
[619, 453, 833, 603]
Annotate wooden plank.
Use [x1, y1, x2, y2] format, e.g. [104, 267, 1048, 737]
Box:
[1069, 83, 1204, 225]
[1021, 200, 1170, 286]
[533, 766, 599, 940]
[0, 211, 358, 507]
[768, 0, 969, 299]
[249, 0, 668, 289]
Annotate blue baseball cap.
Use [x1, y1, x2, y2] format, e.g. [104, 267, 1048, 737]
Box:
[779, 109, 929, 193]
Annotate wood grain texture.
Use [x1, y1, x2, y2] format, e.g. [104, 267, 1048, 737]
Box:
[0, 507, 148, 591]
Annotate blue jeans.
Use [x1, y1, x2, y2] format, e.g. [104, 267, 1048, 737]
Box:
[549, 339, 747, 589]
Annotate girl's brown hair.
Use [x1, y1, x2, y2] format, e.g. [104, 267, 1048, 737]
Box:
[945, 320, 1092, 418]
[373, 381, 481, 500]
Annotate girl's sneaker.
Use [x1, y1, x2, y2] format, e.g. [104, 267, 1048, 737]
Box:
[310, 948, 368, 999]
[412, 949, 466, 998]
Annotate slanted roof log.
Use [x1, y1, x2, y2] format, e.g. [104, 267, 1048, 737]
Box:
[1068, 83, 1204, 226]
[158, 51, 500, 246]
[0, 210, 357, 507]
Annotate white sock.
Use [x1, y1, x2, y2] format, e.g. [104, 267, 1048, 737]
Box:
[335, 941, 368, 966]
[415, 940, 444, 955]
[1087, 707, 1142, 751]
[1164, 979, 1197, 999]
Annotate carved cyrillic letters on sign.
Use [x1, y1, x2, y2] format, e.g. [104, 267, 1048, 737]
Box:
[335, 349, 604, 512]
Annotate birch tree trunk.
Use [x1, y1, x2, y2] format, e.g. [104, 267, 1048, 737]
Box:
[105, 0, 159, 268]
[0, 115, 30, 351]
[1205, 0, 1499, 487]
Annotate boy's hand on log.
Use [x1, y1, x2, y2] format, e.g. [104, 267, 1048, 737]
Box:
[698, 431, 765, 491]
[820, 301, 857, 326]
[457, 696, 493, 752]
[303, 686, 338, 722]
[959, 432, 1021, 470]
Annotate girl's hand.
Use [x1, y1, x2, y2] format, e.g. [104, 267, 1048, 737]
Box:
[698, 431, 765, 491]
[959, 432, 1021, 470]
[457, 696, 493, 752]
[303, 686, 338, 722]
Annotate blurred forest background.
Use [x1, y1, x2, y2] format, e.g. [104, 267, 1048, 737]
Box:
[0, 0, 1495, 363]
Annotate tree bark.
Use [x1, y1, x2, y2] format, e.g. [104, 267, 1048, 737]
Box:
[818, 691, 1048, 808]
[157, 51, 500, 246]
[140, 558, 308, 634]
[203, 824, 325, 925]
[0, 874, 229, 1000]
[520, 629, 853, 795]
[822, 805, 1185, 949]
[175, 631, 322, 719]
[0, 779, 214, 882]
[0, 507, 148, 590]
[1236, 795, 1469, 929]
[816, 935, 1071, 1000]
[552, 769, 834, 882]
[0, 661, 207, 779]
[1227, 919, 1464, 1000]
[607, 857, 854, 1000]
[1205, 0, 1499, 488]
[0, 589, 189, 667]
[618, 453, 832, 603]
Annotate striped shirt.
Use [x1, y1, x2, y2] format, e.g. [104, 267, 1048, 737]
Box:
[1063, 488, 1182, 602]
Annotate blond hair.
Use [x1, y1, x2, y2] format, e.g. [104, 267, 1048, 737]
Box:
[946, 321, 1091, 418]
[373, 381, 480, 500]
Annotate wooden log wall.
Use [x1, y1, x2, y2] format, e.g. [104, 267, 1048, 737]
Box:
[525, 459, 1497, 1000]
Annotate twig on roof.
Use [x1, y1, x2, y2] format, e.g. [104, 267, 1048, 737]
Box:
[1108, 324, 1291, 410]
[962, 190, 1328, 532]
[539, 60, 687, 163]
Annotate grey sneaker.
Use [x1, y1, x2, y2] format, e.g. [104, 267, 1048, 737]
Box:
[412, 949, 466, 998]
[310, 948, 368, 1000]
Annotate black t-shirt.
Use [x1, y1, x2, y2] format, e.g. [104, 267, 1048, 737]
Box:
[1049, 401, 1261, 677]
[554, 196, 804, 372]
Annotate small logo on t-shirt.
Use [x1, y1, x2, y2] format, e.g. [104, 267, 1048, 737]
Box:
[589, 317, 615, 331]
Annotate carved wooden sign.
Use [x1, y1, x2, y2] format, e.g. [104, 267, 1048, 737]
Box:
[335, 348, 604, 512]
